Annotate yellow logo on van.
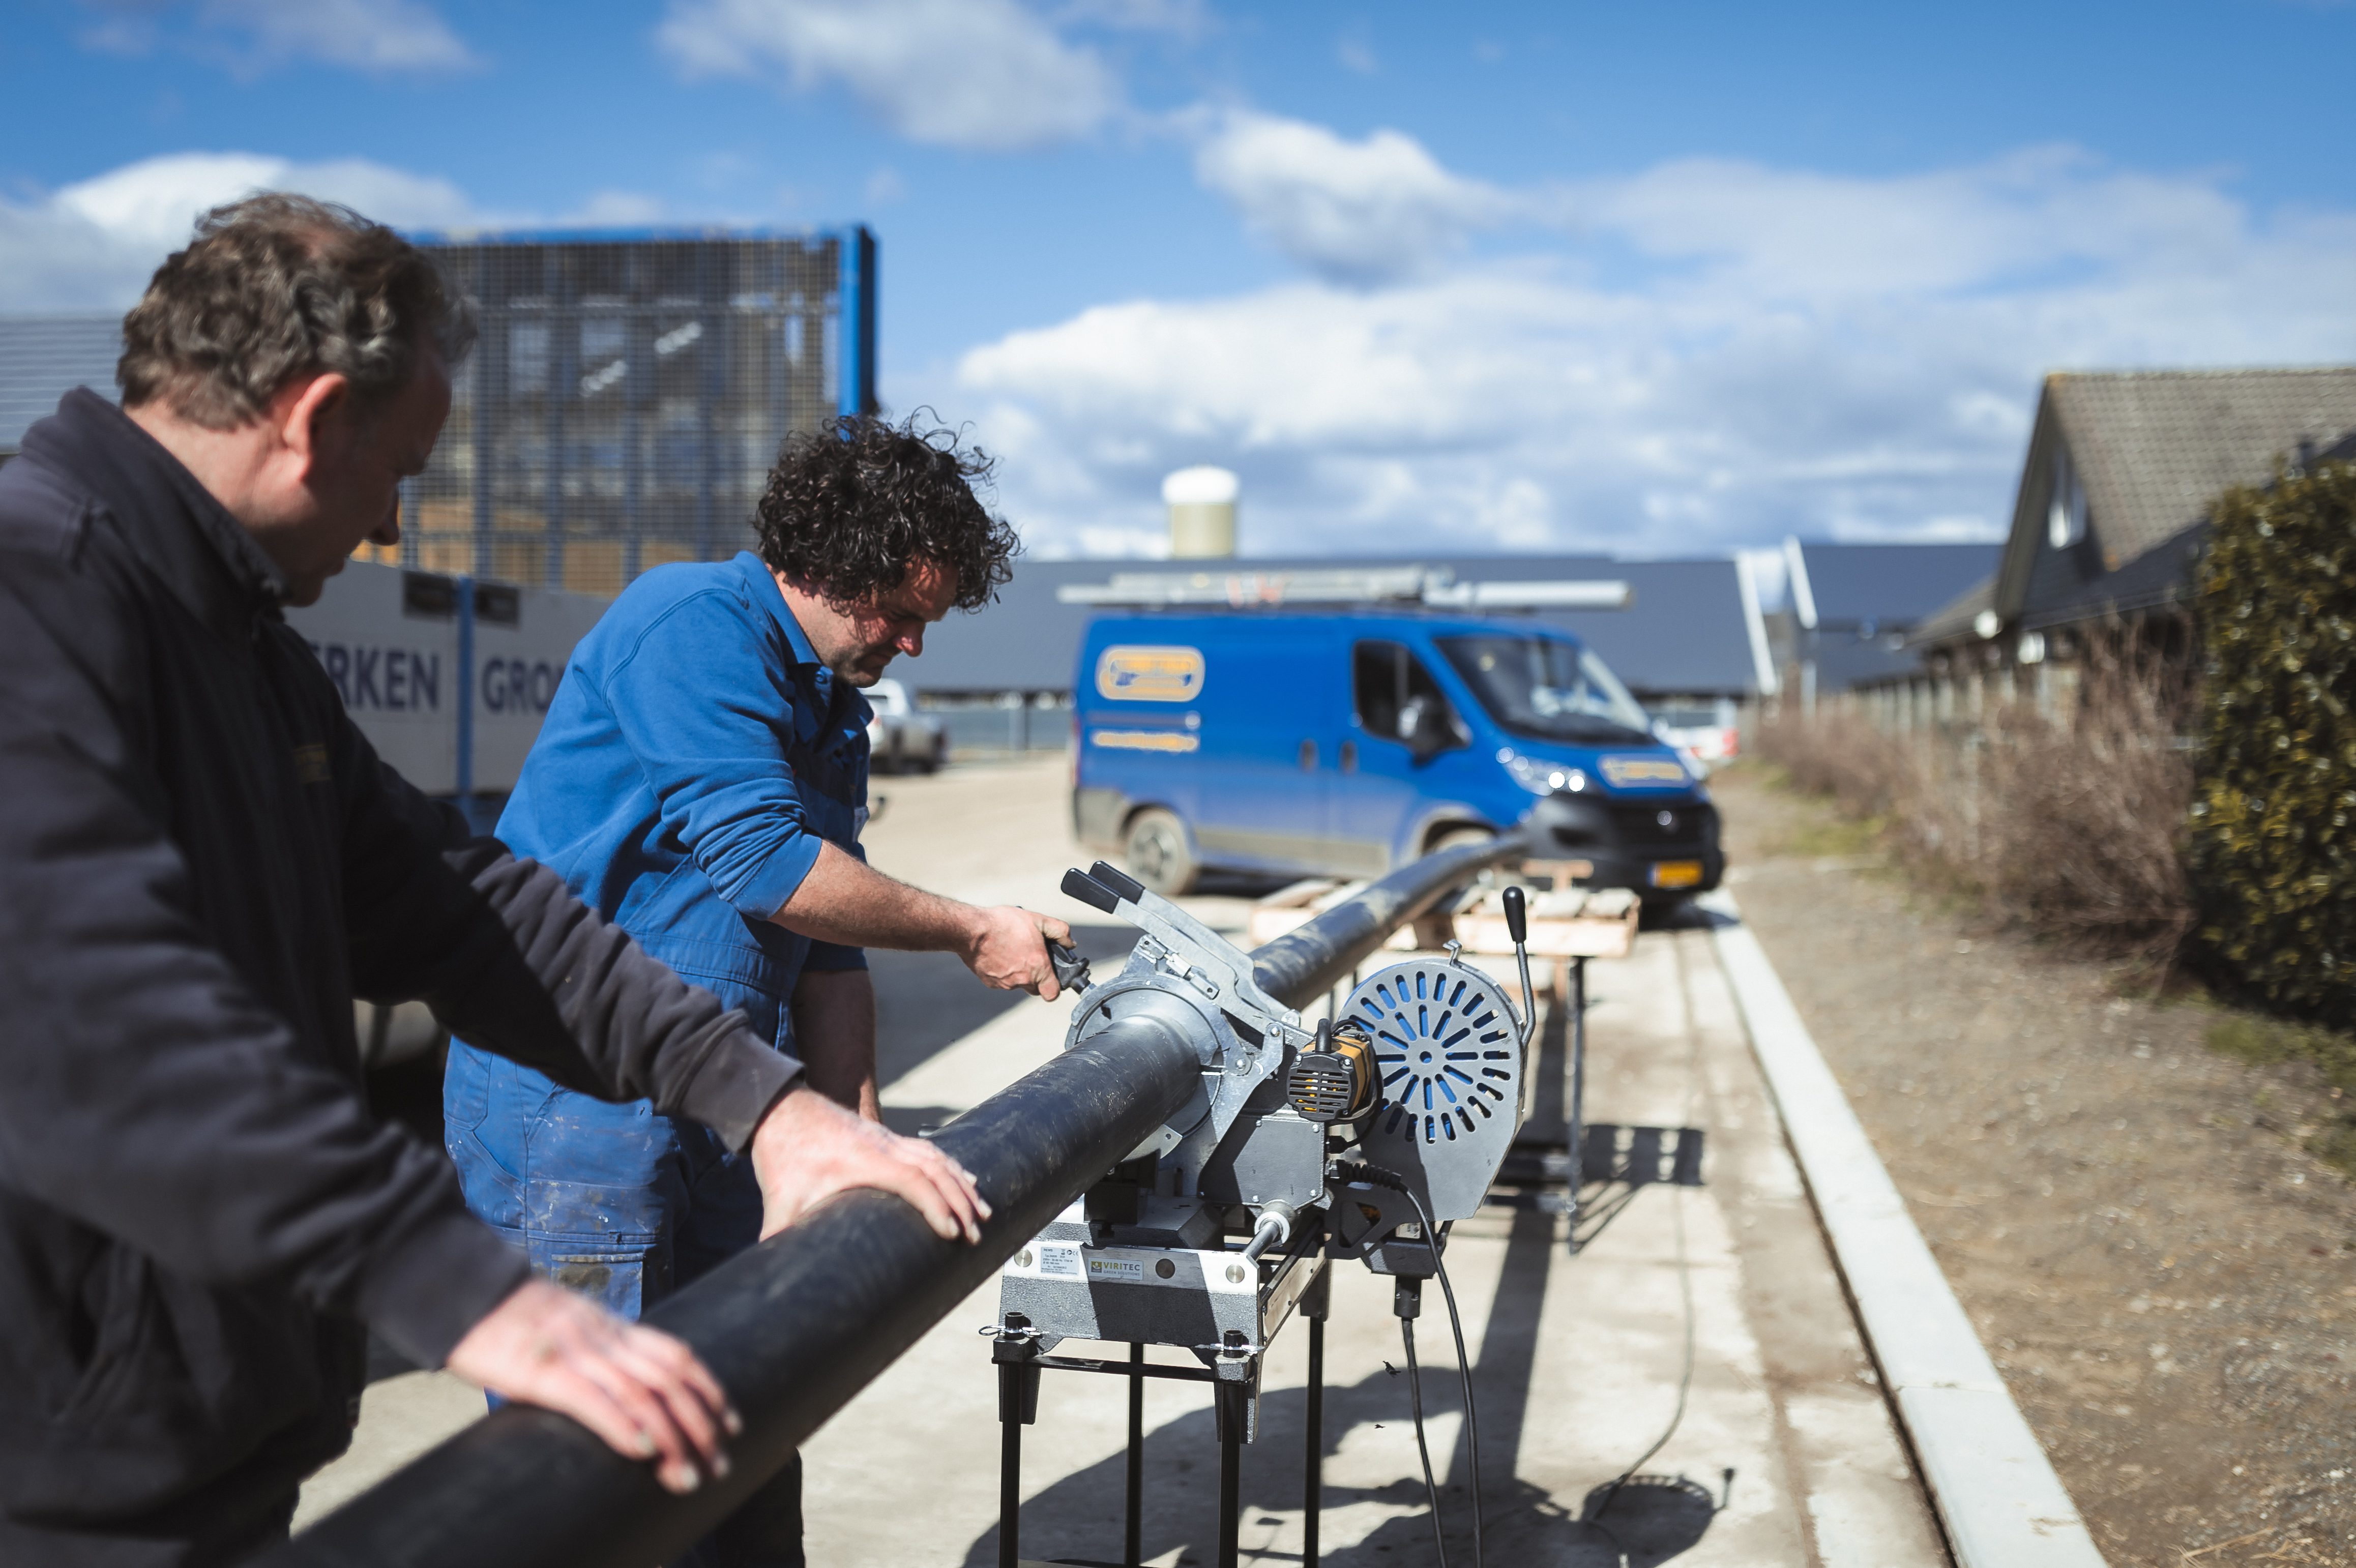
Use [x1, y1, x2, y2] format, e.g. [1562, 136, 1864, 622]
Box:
[1600, 755, 1690, 787]
[1092, 730, 1201, 754]
[1096, 645, 1205, 703]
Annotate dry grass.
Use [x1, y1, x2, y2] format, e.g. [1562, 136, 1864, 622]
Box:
[1756, 652, 2196, 963]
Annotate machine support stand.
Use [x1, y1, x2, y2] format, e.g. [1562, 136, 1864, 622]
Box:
[1302, 1263, 1331, 1567]
[992, 1318, 1042, 1568]
[1567, 954, 1589, 1252]
[1214, 1382, 1249, 1568]
[1125, 1342, 1145, 1566]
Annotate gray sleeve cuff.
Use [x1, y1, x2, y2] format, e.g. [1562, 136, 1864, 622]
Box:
[674, 1031, 805, 1152]
[357, 1208, 535, 1369]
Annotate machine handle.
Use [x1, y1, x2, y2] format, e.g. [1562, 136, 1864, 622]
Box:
[1502, 884, 1527, 946]
[1048, 938, 1093, 996]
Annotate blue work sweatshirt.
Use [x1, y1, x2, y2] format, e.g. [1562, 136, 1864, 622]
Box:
[491, 551, 871, 1052]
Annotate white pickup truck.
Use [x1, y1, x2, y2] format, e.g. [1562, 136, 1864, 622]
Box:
[864, 678, 948, 774]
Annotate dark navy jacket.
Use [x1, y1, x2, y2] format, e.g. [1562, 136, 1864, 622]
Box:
[0, 391, 800, 1530]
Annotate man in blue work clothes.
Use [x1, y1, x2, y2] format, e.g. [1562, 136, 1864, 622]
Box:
[445, 414, 1062, 1565]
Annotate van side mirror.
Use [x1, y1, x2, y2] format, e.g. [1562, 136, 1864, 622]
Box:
[1402, 697, 1453, 760]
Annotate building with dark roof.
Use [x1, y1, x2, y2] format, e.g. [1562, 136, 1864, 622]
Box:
[1841, 368, 2356, 731]
[0, 228, 877, 603]
[1780, 540, 1999, 699]
[1, 314, 122, 449]
[1912, 368, 2356, 663]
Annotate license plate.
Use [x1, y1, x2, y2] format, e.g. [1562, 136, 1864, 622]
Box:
[1648, 860, 1703, 890]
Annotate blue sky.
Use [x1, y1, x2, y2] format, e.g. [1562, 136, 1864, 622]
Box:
[4, 0, 2353, 561]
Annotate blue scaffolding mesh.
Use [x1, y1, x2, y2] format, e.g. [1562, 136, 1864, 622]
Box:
[400, 226, 876, 598]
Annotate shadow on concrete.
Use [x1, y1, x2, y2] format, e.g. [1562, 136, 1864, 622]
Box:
[959, 1366, 1482, 1568]
[871, 922, 1140, 1092]
[959, 1352, 1712, 1567]
[1579, 1474, 1720, 1565]
[965, 987, 1717, 1566]
[1637, 898, 1720, 934]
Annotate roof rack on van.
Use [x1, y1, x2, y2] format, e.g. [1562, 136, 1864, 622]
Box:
[1054, 565, 1632, 610]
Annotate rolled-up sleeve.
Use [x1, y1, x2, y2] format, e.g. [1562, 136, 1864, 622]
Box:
[597, 591, 826, 920]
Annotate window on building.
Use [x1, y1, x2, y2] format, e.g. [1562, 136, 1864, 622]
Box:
[2048, 445, 2088, 549]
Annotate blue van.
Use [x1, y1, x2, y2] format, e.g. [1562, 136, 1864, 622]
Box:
[1071, 610, 1723, 899]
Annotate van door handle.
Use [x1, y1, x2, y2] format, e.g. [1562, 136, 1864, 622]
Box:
[1339, 739, 1358, 774]
[1299, 739, 1318, 771]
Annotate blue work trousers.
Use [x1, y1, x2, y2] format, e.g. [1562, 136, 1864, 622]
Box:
[444, 1043, 802, 1568]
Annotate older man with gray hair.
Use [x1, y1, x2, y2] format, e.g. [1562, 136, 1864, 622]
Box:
[0, 194, 986, 1566]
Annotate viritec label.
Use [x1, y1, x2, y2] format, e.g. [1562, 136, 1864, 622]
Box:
[1085, 1256, 1147, 1285]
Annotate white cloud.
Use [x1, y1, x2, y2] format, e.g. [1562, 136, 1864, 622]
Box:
[947, 146, 2356, 559]
[1193, 111, 1520, 286]
[51, 152, 479, 251]
[205, 0, 476, 72]
[0, 151, 578, 313]
[82, 0, 479, 74]
[658, 0, 1121, 152]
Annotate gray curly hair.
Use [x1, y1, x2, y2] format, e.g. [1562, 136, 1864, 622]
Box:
[119, 193, 476, 429]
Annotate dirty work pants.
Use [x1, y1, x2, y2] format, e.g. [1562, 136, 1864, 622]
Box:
[444, 1043, 803, 1568]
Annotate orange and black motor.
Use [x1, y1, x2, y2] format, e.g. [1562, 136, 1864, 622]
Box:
[1286, 1017, 1378, 1127]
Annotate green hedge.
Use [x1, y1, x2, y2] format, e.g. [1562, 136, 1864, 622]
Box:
[2188, 459, 2356, 1029]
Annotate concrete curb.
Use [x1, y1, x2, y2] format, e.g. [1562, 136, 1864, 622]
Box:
[1700, 889, 2109, 1568]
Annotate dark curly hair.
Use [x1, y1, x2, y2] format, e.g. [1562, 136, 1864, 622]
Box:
[752, 412, 1019, 611]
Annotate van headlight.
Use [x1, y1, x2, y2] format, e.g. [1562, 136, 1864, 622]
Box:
[1500, 750, 1585, 796]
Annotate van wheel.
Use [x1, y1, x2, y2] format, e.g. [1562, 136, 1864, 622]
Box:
[919, 737, 944, 775]
[1125, 809, 1199, 897]
[1426, 825, 1496, 856]
[1426, 825, 1505, 892]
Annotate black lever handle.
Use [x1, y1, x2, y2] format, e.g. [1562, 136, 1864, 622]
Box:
[1502, 884, 1528, 946]
[1048, 938, 1093, 996]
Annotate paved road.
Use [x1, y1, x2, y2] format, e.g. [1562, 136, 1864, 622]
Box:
[300, 758, 1947, 1567]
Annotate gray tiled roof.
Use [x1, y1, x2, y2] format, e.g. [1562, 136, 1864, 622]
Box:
[1908, 574, 1996, 647]
[2045, 367, 2356, 571]
[1792, 542, 2000, 630]
[0, 315, 122, 448]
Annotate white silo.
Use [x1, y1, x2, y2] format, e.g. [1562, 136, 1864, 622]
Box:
[1162, 466, 1239, 558]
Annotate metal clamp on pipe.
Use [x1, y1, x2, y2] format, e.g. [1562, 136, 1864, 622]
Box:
[264, 832, 1530, 1568]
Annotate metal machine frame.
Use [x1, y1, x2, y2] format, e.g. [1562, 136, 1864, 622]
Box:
[987, 863, 1543, 1568]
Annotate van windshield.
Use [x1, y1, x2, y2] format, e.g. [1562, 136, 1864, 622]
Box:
[1436, 635, 1654, 747]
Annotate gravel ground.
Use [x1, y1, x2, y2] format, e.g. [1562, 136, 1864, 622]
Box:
[1711, 765, 2356, 1568]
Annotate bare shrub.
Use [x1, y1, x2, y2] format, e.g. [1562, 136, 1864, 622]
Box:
[1755, 642, 2196, 961]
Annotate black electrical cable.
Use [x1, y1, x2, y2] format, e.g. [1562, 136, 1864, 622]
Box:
[1591, 937, 1706, 1540]
[1399, 1313, 1449, 1568]
[1339, 1164, 1483, 1568]
[1589, 1180, 1695, 1527]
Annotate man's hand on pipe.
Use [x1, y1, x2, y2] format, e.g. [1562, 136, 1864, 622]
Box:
[445, 1278, 739, 1495]
[962, 905, 1071, 999]
[750, 1084, 991, 1244]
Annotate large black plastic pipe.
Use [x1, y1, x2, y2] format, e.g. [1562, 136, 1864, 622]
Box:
[263, 833, 1527, 1567]
[1250, 831, 1529, 1003]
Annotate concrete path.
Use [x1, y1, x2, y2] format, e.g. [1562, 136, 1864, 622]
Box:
[300, 759, 1949, 1566]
